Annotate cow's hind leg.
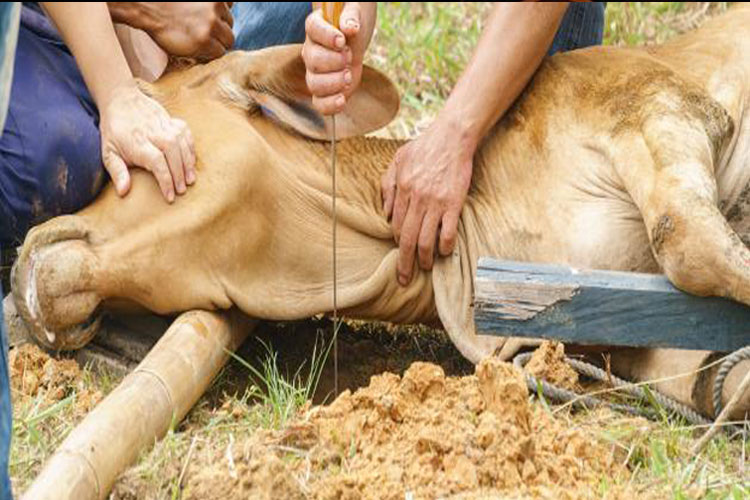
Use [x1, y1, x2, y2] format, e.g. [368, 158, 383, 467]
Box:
[11, 215, 103, 349]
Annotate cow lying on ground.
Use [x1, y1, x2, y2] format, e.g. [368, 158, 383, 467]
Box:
[9, 6, 750, 418]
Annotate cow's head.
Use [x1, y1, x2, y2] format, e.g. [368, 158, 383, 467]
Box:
[144, 44, 400, 141]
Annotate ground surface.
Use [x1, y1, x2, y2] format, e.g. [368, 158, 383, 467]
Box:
[7, 2, 749, 499]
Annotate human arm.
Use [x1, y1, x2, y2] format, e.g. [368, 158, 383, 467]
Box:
[107, 2, 234, 61]
[302, 2, 377, 114]
[381, 2, 569, 285]
[41, 2, 196, 202]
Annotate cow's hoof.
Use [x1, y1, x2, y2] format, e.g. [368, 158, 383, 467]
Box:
[11, 216, 103, 350]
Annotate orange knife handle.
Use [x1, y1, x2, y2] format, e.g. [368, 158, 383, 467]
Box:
[321, 2, 344, 30]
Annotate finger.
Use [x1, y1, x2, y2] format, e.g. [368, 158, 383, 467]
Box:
[212, 17, 235, 50]
[312, 93, 346, 115]
[136, 142, 175, 203]
[302, 43, 351, 74]
[417, 209, 442, 271]
[381, 165, 396, 218]
[397, 204, 426, 286]
[339, 2, 362, 37]
[198, 38, 226, 62]
[439, 209, 461, 256]
[178, 132, 196, 185]
[306, 10, 345, 50]
[102, 150, 131, 197]
[172, 118, 196, 172]
[306, 68, 352, 98]
[218, 2, 234, 28]
[152, 128, 186, 195]
[390, 184, 410, 245]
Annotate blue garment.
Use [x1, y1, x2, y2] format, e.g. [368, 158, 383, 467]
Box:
[549, 2, 606, 55]
[230, 2, 605, 53]
[232, 2, 311, 51]
[0, 3, 20, 498]
[0, 5, 104, 247]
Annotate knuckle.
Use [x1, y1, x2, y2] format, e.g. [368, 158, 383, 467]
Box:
[195, 24, 212, 43]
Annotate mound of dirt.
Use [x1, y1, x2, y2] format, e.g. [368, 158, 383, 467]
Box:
[9, 343, 101, 413]
[185, 358, 625, 499]
[525, 341, 581, 392]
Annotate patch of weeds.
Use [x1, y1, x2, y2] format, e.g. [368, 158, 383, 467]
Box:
[230, 330, 333, 429]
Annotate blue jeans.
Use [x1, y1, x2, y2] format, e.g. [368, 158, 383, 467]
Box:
[230, 2, 605, 54]
[0, 2, 19, 497]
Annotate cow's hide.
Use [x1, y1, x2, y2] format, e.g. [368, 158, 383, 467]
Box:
[10, 5, 750, 418]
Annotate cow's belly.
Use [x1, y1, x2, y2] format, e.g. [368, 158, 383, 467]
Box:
[469, 170, 659, 275]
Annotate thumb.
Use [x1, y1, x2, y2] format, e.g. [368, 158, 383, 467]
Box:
[103, 151, 131, 197]
[339, 2, 361, 37]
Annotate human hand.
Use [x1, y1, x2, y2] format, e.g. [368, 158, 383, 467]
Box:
[147, 2, 234, 61]
[302, 2, 375, 114]
[381, 118, 476, 285]
[100, 83, 196, 203]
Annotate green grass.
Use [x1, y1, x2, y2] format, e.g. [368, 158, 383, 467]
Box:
[227, 332, 332, 429]
[368, 2, 731, 139]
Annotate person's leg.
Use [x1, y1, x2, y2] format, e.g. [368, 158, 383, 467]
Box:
[0, 6, 105, 248]
[0, 3, 19, 497]
[231, 2, 311, 50]
[548, 2, 606, 55]
[0, 279, 10, 500]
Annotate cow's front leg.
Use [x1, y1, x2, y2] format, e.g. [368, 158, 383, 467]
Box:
[11, 215, 104, 349]
[612, 105, 750, 415]
[615, 104, 750, 306]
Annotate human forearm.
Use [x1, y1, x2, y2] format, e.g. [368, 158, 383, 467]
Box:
[41, 2, 196, 202]
[441, 2, 568, 151]
[42, 2, 133, 108]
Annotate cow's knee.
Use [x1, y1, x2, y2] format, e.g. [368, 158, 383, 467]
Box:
[649, 201, 750, 305]
[12, 216, 103, 350]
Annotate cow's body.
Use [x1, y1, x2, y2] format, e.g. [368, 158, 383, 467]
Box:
[10, 7, 750, 417]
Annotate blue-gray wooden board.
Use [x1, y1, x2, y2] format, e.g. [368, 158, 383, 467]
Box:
[474, 258, 750, 352]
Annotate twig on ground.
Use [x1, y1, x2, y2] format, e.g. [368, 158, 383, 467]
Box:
[178, 435, 198, 491]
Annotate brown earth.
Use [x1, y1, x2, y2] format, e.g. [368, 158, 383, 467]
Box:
[9, 343, 102, 415]
[183, 355, 627, 500]
[525, 341, 581, 392]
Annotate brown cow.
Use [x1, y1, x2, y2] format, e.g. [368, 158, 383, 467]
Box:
[9, 6, 750, 418]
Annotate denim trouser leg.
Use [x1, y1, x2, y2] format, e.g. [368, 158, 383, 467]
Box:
[0, 280, 10, 500]
[231, 3, 604, 54]
[0, 6, 104, 248]
[549, 2, 606, 55]
[0, 3, 18, 498]
[232, 2, 311, 50]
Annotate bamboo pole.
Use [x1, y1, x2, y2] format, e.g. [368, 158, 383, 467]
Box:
[22, 309, 255, 500]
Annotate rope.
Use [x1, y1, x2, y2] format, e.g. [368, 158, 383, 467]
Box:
[512, 351, 720, 427]
[712, 345, 750, 415]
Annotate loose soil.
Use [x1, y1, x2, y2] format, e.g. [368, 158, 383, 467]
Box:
[9, 343, 102, 415]
[183, 354, 626, 500]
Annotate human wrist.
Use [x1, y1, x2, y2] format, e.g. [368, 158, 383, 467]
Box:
[98, 78, 140, 114]
[435, 105, 482, 160]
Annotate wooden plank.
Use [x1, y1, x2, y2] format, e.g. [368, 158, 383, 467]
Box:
[474, 258, 750, 352]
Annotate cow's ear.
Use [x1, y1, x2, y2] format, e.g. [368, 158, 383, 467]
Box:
[230, 45, 400, 140]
